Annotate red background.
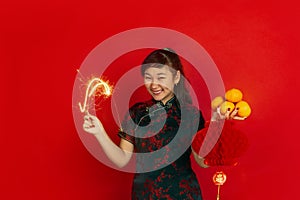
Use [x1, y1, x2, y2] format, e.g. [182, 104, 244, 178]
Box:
[1, 0, 299, 199]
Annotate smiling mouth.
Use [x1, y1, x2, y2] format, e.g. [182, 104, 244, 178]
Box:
[151, 90, 162, 95]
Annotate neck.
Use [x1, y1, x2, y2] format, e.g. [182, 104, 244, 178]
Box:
[161, 94, 175, 105]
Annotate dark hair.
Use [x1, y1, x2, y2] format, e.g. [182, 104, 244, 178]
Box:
[141, 48, 192, 105]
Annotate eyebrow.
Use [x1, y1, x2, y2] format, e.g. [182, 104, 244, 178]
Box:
[144, 72, 167, 76]
[157, 73, 166, 76]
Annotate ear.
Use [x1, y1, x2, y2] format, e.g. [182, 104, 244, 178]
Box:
[174, 70, 181, 84]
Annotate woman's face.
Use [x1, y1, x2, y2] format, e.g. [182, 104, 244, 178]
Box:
[144, 65, 180, 105]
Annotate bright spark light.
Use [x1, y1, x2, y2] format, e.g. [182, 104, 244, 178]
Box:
[78, 77, 112, 113]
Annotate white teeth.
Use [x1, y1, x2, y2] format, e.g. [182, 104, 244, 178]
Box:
[152, 90, 161, 95]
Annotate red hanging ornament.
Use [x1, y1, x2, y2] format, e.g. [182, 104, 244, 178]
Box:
[192, 120, 248, 166]
[212, 171, 227, 200]
[213, 171, 227, 185]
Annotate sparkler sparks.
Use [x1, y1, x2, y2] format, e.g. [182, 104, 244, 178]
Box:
[78, 75, 112, 113]
[76, 69, 123, 130]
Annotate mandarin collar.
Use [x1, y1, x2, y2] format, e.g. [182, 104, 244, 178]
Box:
[153, 96, 179, 109]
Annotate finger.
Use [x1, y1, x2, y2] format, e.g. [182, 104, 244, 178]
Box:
[215, 107, 226, 120]
[83, 124, 89, 130]
[233, 116, 247, 120]
[225, 108, 231, 119]
[84, 115, 96, 123]
[83, 124, 90, 130]
[230, 108, 239, 118]
[83, 123, 95, 130]
[84, 115, 90, 121]
[218, 112, 226, 120]
[84, 117, 95, 126]
[216, 107, 221, 115]
[215, 110, 226, 120]
[83, 120, 92, 126]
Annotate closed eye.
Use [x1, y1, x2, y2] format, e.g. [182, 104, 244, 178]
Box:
[144, 76, 152, 81]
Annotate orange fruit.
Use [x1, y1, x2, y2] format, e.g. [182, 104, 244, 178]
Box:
[235, 100, 251, 117]
[211, 96, 224, 110]
[225, 88, 243, 103]
[220, 101, 235, 114]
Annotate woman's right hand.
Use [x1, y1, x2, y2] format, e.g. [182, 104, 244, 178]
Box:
[82, 113, 134, 168]
[83, 114, 104, 135]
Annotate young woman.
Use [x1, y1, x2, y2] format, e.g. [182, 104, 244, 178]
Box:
[83, 48, 208, 199]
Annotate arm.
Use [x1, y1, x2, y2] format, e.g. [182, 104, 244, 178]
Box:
[83, 114, 134, 168]
[192, 110, 209, 168]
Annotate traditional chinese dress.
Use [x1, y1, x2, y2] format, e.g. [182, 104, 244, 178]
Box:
[118, 96, 205, 200]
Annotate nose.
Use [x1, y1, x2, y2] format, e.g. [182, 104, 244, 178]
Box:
[150, 81, 159, 89]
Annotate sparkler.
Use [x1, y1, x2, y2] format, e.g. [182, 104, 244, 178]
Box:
[77, 69, 123, 131]
[78, 73, 112, 113]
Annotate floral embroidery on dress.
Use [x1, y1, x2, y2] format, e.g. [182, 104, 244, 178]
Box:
[118, 97, 205, 200]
